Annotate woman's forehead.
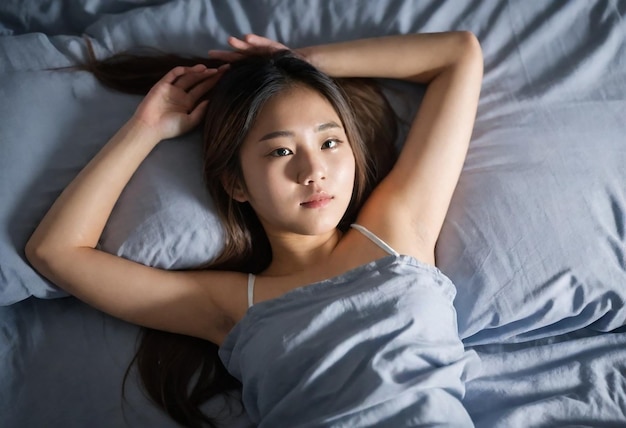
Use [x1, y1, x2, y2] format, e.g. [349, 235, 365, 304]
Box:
[245, 86, 344, 141]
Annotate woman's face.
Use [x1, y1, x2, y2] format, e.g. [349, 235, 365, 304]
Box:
[235, 85, 356, 237]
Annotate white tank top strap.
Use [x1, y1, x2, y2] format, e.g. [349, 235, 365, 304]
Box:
[247, 273, 255, 308]
[350, 223, 400, 257]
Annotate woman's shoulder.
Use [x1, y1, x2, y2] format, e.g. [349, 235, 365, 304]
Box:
[342, 214, 436, 265]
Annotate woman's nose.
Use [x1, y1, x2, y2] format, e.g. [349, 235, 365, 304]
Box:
[297, 152, 326, 185]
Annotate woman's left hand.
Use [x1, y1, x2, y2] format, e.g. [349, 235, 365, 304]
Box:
[208, 34, 292, 63]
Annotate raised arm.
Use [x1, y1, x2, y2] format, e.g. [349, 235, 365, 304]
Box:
[310, 33, 482, 264]
[25, 64, 242, 344]
[220, 33, 483, 264]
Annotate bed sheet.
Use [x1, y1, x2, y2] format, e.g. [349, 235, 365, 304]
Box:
[1, 0, 625, 426]
[2, 297, 625, 427]
[0, 296, 251, 428]
[467, 329, 626, 427]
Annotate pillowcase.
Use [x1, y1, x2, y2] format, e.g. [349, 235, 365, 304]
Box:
[436, 0, 626, 342]
[99, 133, 225, 270]
[0, 37, 224, 304]
[438, 101, 626, 344]
[0, 38, 139, 303]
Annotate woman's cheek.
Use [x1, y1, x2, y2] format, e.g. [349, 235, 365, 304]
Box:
[335, 154, 356, 192]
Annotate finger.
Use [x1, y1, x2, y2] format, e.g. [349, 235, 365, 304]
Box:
[186, 64, 230, 99]
[244, 33, 288, 50]
[161, 64, 206, 85]
[243, 33, 273, 46]
[187, 73, 221, 98]
[207, 49, 244, 62]
[186, 99, 209, 127]
[162, 66, 188, 84]
[173, 67, 216, 92]
[228, 36, 254, 51]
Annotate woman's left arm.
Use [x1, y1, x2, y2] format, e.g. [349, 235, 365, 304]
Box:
[305, 33, 483, 264]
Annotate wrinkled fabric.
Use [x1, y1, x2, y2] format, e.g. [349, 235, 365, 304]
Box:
[220, 255, 480, 427]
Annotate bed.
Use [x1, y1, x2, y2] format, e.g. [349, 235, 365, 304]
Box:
[1, 0, 625, 426]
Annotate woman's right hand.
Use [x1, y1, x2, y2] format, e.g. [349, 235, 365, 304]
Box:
[131, 64, 227, 141]
[208, 34, 298, 63]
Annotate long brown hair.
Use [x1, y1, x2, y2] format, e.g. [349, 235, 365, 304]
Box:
[82, 42, 397, 427]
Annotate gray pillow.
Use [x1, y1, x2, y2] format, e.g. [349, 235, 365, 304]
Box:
[99, 133, 225, 270]
[0, 52, 224, 303]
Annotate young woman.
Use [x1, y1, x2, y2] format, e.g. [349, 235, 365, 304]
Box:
[26, 32, 483, 427]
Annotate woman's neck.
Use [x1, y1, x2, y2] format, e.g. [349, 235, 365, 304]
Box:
[262, 228, 343, 277]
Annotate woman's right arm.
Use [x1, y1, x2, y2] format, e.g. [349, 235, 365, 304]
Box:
[25, 64, 244, 343]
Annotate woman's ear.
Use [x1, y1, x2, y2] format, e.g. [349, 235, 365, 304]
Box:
[221, 173, 248, 203]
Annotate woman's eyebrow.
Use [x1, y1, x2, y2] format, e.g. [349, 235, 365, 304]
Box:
[259, 130, 294, 142]
[258, 121, 342, 142]
[316, 121, 342, 132]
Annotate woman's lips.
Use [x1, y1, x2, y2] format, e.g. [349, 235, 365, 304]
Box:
[300, 195, 333, 209]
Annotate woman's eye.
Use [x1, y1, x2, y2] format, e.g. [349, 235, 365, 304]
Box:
[270, 148, 293, 157]
[322, 139, 340, 149]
